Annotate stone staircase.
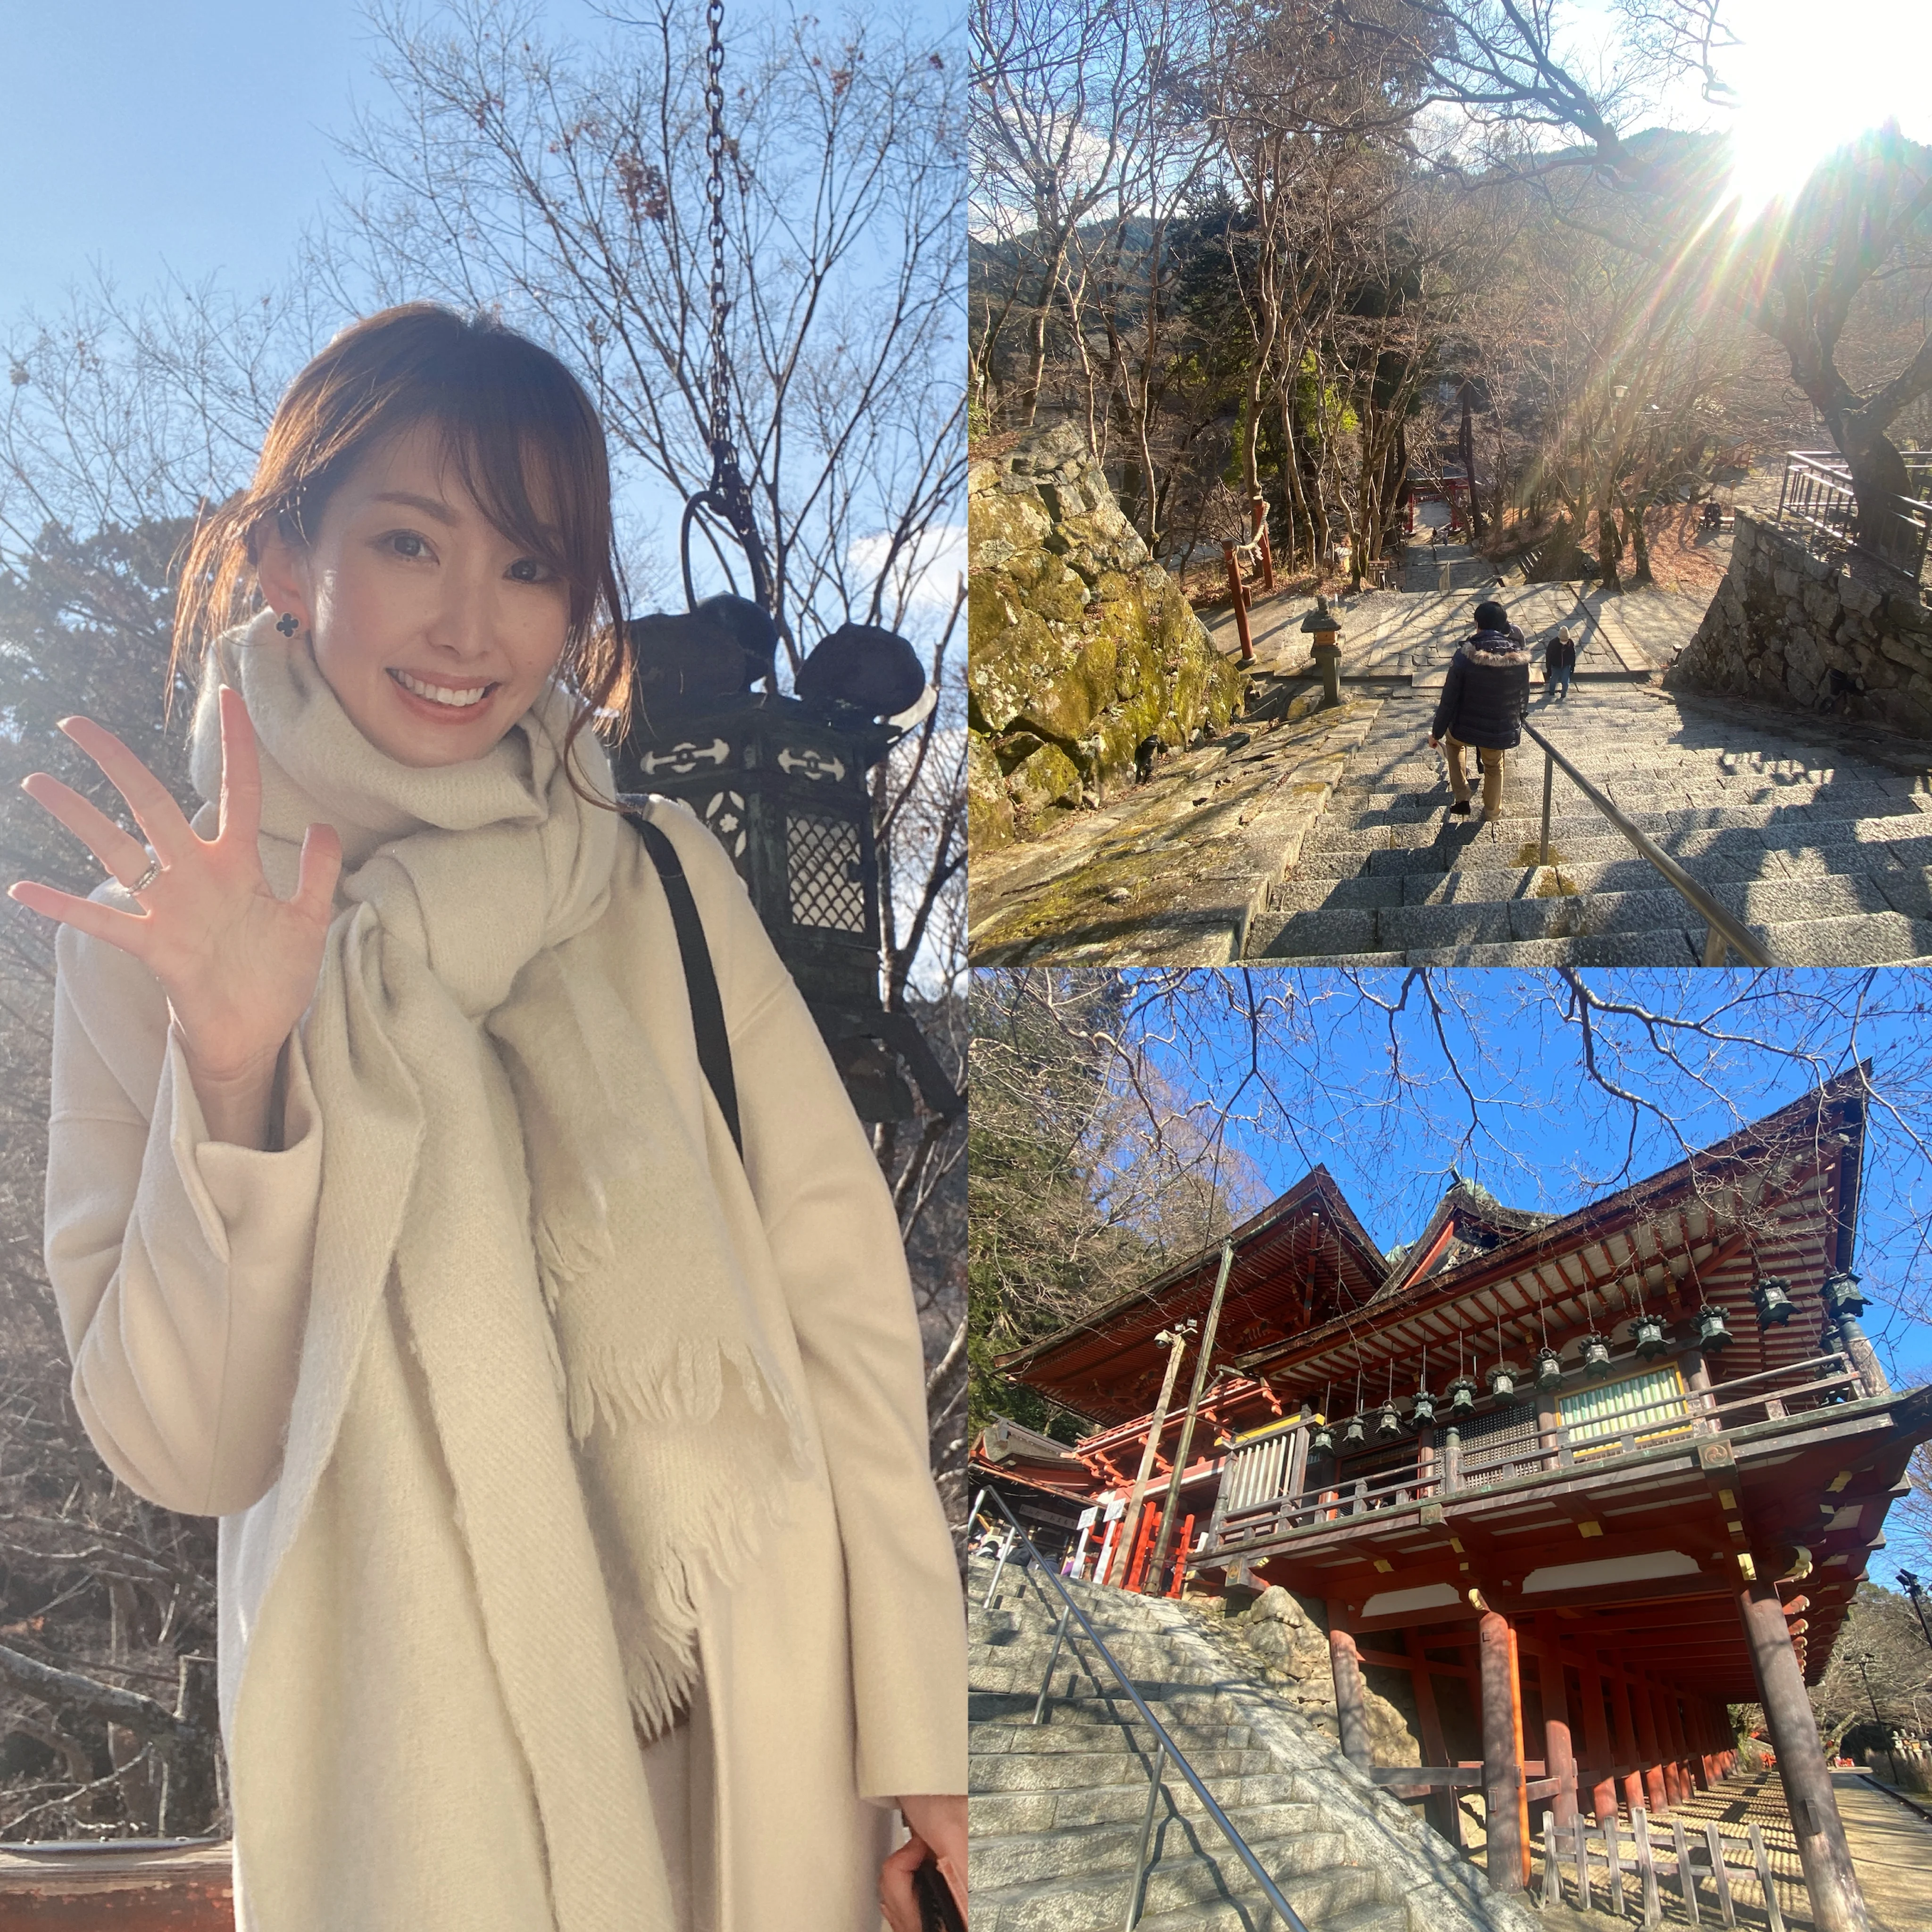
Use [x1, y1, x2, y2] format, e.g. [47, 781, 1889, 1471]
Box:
[968, 1554, 1538, 1932]
[1250, 679, 1932, 964]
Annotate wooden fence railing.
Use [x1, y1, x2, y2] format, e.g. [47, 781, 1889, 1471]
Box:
[1538, 1805, 1796, 1931]
[1204, 1351, 1865, 1560]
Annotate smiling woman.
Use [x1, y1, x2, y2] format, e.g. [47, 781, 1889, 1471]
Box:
[7, 303, 966, 1932]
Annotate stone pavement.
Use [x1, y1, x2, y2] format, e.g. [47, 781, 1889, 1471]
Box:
[968, 577, 1932, 966]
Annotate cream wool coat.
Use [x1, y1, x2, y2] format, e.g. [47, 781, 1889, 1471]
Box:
[43, 796, 966, 1931]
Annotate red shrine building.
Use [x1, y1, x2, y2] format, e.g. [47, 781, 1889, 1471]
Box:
[974, 1075, 1932, 1927]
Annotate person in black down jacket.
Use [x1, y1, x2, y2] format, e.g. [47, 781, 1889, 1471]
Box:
[1544, 627, 1576, 701]
[1428, 600, 1530, 820]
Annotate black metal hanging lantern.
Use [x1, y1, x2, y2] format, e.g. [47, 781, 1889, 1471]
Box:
[1311, 1417, 1336, 1455]
[1446, 1375, 1478, 1418]
[1580, 1332, 1613, 1377]
[1342, 1412, 1367, 1448]
[1822, 1270, 1867, 1319]
[1410, 1387, 1437, 1427]
[1632, 1312, 1668, 1359]
[1376, 1398, 1403, 1439]
[1534, 1346, 1564, 1392]
[1695, 1304, 1733, 1351]
[1754, 1275, 1794, 1326]
[608, 3, 958, 1130]
[1486, 1360, 1527, 1405]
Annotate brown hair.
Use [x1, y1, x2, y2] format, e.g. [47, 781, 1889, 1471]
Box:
[172, 303, 632, 780]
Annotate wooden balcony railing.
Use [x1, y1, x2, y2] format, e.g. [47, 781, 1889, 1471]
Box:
[1203, 1350, 1865, 1561]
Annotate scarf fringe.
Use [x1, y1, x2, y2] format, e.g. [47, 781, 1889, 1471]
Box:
[534, 1215, 615, 1313]
[618, 1466, 795, 1740]
[564, 1337, 789, 1444]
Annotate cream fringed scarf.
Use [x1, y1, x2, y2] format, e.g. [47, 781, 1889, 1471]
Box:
[193, 612, 808, 1932]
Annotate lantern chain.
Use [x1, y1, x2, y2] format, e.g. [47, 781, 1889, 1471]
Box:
[683, 0, 774, 616]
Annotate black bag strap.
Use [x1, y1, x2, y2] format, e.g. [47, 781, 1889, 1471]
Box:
[628, 811, 743, 1159]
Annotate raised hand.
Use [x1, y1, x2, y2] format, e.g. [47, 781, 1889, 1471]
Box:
[10, 687, 341, 1144]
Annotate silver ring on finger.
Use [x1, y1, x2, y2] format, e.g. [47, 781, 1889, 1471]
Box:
[125, 855, 163, 894]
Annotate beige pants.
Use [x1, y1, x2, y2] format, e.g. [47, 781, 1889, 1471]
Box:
[1444, 735, 1506, 815]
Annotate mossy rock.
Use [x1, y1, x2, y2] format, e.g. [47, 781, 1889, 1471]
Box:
[1002, 736, 1082, 817]
[967, 606, 1064, 735]
[968, 486, 1051, 568]
[967, 733, 1015, 851]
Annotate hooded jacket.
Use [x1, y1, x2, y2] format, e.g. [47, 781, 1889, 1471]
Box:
[1431, 628, 1532, 749]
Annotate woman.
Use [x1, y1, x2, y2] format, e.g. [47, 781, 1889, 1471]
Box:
[12, 305, 965, 1932]
[1426, 599, 1531, 822]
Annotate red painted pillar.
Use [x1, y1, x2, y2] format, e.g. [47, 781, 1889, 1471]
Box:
[1738, 1578, 1870, 1932]
[1577, 1659, 1618, 1824]
[1479, 1611, 1525, 1893]
[1535, 1614, 1578, 1828]
[1632, 1681, 1669, 1814]
[1610, 1671, 1645, 1819]
[1328, 1619, 1373, 1769]
[1124, 1505, 1161, 1591]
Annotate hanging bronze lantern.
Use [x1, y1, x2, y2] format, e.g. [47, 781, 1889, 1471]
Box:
[1632, 1312, 1668, 1359]
[1822, 1271, 1866, 1319]
[1753, 1276, 1794, 1326]
[1580, 1332, 1613, 1377]
[1534, 1347, 1564, 1392]
[1410, 1387, 1438, 1427]
[614, 600, 959, 1124]
[1342, 1412, 1367, 1448]
[1310, 1418, 1336, 1455]
[1376, 1398, 1403, 1438]
[1486, 1361, 1527, 1405]
[1446, 1375, 1478, 1418]
[1695, 1304, 1733, 1351]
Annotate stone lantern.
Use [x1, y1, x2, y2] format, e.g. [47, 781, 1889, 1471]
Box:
[1301, 596, 1343, 707]
[614, 597, 961, 1124]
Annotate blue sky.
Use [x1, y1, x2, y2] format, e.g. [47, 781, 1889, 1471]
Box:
[0, 0, 956, 318]
[1119, 969, 1932, 1585]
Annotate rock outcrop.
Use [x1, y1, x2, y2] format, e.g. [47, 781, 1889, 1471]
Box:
[1202, 1585, 1422, 1764]
[1666, 511, 1932, 732]
[968, 421, 1245, 850]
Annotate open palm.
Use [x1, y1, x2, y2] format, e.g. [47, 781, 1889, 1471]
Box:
[10, 685, 341, 1091]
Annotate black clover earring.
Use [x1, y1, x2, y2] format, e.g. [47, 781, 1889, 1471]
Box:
[276, 612, 300, 637]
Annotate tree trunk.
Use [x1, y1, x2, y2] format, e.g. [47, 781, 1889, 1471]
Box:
[1460, 386, 1485, 542]
[1625, 501, 1653, 585]
[1838, 428, 1920, 570]
[1597, 497, 1624, 593]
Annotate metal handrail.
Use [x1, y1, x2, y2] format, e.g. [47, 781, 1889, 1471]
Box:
[972, 1486, 1312, 1932]
[1519, 716, 1770, 966]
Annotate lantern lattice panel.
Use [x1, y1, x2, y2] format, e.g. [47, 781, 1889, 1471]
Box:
[786, 812, 867, 933]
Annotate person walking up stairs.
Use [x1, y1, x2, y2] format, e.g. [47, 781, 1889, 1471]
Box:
[1429, 600, 1529, 823]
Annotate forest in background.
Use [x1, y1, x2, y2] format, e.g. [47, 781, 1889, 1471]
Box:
[970, 0, 1932, 596]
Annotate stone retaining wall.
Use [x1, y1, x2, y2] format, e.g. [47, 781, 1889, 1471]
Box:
[967, 420, 1244, 849]
[1665, 511, 1932, 733]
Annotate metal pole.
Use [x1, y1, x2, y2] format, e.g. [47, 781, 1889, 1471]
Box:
[1144, 1240, 1235, 1596]
[983, 1525, 1016, 1609]
[1539, 748, 1554, 867]
[1109, 1327, 1191, 1586]
[1857, 1655, 1898, 1784]
[1033, 1603, 1072, 1725]
[1123, 1739, 1168, 1932]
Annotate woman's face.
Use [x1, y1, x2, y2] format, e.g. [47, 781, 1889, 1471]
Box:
[257, 421, 574, 768]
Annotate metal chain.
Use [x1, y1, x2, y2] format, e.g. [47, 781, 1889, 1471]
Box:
[702, 0, 735, 473]
[681, 0, 774, 616]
